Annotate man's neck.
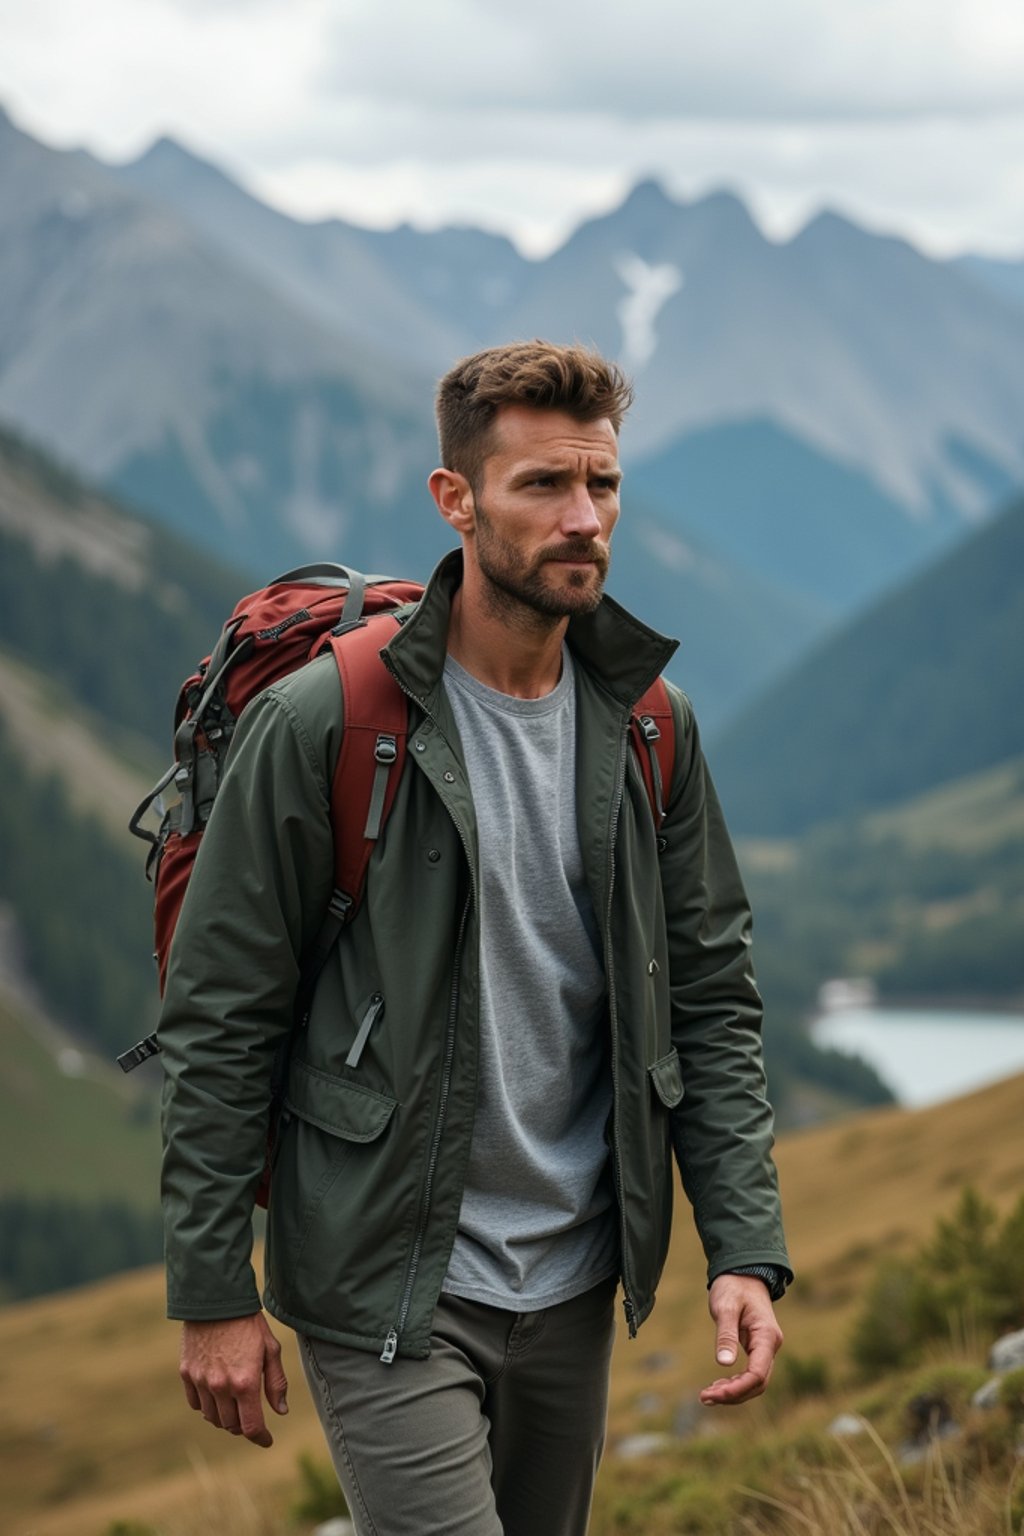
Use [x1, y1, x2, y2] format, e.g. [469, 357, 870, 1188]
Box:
[446, 582, 568, 699]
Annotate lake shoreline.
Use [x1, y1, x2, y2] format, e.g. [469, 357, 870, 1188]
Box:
[813, 989, 1024, 1021]
[809, 1002, 1024, 1110]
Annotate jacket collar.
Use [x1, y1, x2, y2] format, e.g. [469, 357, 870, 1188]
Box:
[385, 548, 678, 713]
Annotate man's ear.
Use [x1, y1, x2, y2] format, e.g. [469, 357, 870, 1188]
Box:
[428, 468, 475, 536]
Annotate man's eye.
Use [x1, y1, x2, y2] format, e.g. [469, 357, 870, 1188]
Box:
[593, 478, 619, 493]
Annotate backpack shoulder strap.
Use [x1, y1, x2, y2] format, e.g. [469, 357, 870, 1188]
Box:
[629, 676, 676, 830]
[328, 615, 409, 905]
[295, 615, 409, 1014]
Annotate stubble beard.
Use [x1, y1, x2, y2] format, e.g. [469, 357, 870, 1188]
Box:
[474, 502, 610, 627]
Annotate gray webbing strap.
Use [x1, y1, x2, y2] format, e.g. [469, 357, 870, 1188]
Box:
[363, 735, 398, 838]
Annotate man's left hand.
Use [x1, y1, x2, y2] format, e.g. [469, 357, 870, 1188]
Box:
[699, 1273, 783, 1406]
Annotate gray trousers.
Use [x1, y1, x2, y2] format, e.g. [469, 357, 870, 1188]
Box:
[299, 1275, 618, 1536]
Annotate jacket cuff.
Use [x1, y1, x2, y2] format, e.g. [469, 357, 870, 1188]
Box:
[167, 1294, 263, 1322]
[716, 1264, 789, 1302]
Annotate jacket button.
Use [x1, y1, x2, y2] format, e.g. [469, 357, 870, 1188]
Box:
[414, 741, 426, 753]
[443, 770, 455, 783]
[427, 848, 441, 863]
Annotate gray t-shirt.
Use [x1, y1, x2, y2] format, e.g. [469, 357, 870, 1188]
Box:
[441, 649, 619, 1310]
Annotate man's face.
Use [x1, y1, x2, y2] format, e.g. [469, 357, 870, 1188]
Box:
[469, 405, 621, 620]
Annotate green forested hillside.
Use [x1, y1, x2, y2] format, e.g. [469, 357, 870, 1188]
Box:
[0, 714, 155, 1057]
[741, 754, 1024, 1031]
[711, 491, 1024, 834]
[0, 424, 250, 1066]
[0, 423, 246, 756]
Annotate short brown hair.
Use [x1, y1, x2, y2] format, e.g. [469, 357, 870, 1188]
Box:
[436, 340, 633, 489]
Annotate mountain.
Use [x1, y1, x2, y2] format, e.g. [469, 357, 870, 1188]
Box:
[953, 251, 1024, 312]
[5, 105, 1024, 726]
[626, 416, 946, 614]
[114, 133, 1024, 533]
[108, 135, 1024, 633]
[710, 490, 1024, 834]
[0, 105, 444, 580]
[0, 421, 261, 1068]
[116, 134, 535, 354]
[0, 422, 245, 756]
[0, 107, 833, 724]
[497, 183, 1024, 526]
[602, 503, 828, 730]
[113, 135, 482, 370]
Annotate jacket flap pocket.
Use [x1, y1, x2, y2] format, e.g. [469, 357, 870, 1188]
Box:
[648, 1049, 684, 1108]
[285, 1059, 397, 1142]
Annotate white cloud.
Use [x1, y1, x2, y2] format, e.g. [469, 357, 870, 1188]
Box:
[0, 0, 1022, 259]
[0, 0, 330, 159]
[319, 0, 1024, 121]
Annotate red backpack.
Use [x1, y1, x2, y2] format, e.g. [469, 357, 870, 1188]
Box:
[120, 562, 676, 1194]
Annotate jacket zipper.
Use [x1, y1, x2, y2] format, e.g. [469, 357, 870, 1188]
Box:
[378, 655, 478, 1365]
[604, 716, 641, 1336]
[380, 897, 470, 1364]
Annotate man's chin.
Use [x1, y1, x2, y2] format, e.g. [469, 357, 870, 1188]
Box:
[545, 569, 606, 615]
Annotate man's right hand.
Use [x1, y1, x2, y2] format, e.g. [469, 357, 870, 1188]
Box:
[179, 1313, 289, 1448]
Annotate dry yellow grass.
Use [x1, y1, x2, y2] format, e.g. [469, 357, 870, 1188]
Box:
[605, 1069, 1024, 1443]
[3, 1070, 1023, 1536]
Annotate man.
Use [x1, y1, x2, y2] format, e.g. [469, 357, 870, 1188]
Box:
[161, 341, 791, 1536]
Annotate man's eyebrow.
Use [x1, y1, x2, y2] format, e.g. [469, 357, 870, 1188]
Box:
[510, 463, 623, 486]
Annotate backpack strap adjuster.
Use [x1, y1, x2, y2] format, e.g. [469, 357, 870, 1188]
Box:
[327, 890, 354, 923]
[629, 682, 677, 832]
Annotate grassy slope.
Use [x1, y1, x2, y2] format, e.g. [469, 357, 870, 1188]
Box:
[863, 753, 1024, 854]
[0, 992, 160, 1209]
[3, 1069, 1023, 1536]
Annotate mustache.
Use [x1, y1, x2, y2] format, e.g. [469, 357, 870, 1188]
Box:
[538, 539, 609, 570]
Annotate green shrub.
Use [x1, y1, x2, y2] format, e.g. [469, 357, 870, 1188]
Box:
[849, 1189, 1024, 1379]
[667, 1476, 733, 1534]
[849, 1257, 930, 1376]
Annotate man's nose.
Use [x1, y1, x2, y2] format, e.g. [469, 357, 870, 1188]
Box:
[560, 488, 603, 537]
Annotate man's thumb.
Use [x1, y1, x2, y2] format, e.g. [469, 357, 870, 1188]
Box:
[716, 1325, 739, 1367]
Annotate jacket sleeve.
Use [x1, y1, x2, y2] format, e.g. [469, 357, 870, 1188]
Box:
[159, 677, 337, 1321]
[660, 685, 792, 1288]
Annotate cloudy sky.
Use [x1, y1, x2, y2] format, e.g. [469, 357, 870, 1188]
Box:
[1, 0, 1022, 258]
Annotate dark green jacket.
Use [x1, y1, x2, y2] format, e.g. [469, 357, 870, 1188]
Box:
[160, 551, 790, 1358]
